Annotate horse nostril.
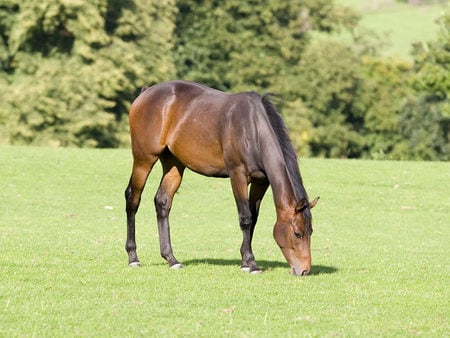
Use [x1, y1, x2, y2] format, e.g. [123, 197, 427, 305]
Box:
[291, 267, 310, 276]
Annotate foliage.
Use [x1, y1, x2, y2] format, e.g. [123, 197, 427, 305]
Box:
[174, 0, 358, 93]
[0, 0, 448, 160]
[284, 8, 448, 160]
[398, 11, 450, 160]
[0, 0, 176, 147]
[357, 57, 413, 159]
[294, 39, 366, 158]
[291, 34, 413, 159]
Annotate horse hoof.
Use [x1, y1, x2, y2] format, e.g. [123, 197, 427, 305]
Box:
[170, 263, 183, 269]
[241, 266, 262, 274]
[129, 261, 141, 267]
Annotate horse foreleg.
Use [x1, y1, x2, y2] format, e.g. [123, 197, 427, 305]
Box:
[154, 155, 185, 269]
[249, 180, 269, 241]
[125, 160, 155, 266]
[229, 171, 261, 273]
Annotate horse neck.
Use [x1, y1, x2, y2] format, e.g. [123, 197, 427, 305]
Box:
[262, 149, 298, 221]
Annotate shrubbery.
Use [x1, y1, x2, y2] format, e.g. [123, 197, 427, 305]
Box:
[0, 0, 448, 160]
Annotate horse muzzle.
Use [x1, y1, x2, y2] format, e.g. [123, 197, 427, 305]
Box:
[279, 247, 311, 277]
[291, 266, 310, 276]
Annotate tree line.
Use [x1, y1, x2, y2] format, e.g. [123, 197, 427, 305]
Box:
[0, 0, 448, 160]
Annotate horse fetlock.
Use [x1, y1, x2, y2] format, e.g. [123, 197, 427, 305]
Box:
[127, 250, 139, 265]
[125, 239, 136, 251]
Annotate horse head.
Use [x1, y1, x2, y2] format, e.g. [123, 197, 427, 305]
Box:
[273, 197, 319, 276]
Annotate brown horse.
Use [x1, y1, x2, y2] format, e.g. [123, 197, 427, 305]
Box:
[125, 80, 319, 276]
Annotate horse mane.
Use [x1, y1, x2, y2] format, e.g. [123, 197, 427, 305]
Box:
[260, 94, 309, 204]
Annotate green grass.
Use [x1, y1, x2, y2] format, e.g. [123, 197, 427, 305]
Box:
[336, 0, 447, 58]
[0, 146, 448, 336]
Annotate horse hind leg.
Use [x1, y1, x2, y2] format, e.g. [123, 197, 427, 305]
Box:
[125, 157, 157, 266]
[154, 152, 185, 269]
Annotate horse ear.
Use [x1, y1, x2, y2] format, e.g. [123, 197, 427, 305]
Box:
[295, 197, 320, 213]
[295, 198, 308, 213]
[309, 197, 320, 209]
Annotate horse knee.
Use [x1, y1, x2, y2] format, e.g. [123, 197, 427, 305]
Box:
[125, 185, 140, 214]
[239, 215, 252, 231]
[154, 194, 171, 218]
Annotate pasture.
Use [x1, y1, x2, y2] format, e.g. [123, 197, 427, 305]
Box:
[336, 0, 446, 58]
[0, 146, 448, 336]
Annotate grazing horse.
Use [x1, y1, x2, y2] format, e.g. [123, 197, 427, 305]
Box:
[125, 80, 319, 276]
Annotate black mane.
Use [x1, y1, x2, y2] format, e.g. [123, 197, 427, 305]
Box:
[261, 94, 309, 203]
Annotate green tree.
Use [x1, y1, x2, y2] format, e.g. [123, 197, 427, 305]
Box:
[357, 57, 413, 160]
[174, 0, 358, 93]
[290, 31, 414, 159]
[0, 0, 176, 147]
[294, 39, 366, 158]
[398, 11, 449, 160]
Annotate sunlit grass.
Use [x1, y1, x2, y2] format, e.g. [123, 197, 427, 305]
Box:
[0, 146, 448, 336]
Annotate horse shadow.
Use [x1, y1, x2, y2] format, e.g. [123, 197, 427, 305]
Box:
[182, 258, 337, 275]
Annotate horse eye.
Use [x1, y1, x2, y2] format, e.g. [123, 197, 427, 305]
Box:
[294, 231, 303, 239]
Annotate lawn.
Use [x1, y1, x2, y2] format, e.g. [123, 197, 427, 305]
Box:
[0, 146, 448, 336]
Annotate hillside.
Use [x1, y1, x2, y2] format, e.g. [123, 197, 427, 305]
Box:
[336, 0, 446, 58]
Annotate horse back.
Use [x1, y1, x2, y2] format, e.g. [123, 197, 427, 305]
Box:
[129, 81, 272, 177]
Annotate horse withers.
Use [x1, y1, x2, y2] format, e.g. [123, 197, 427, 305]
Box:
[124, 80, 319, 276]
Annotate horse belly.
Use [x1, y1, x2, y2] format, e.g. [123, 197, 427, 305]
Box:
[168, 131, 228, 177]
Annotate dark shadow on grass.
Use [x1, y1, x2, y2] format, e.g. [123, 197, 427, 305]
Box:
[310, 265, 338, 275]
[183, 258, 337, 275]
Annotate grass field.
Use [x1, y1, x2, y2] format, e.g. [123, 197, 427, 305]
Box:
[0, 146, 448, 336]
[336, 0, 447, 58]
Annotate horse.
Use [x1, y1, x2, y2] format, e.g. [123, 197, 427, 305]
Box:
[124, 80, 319, 276]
